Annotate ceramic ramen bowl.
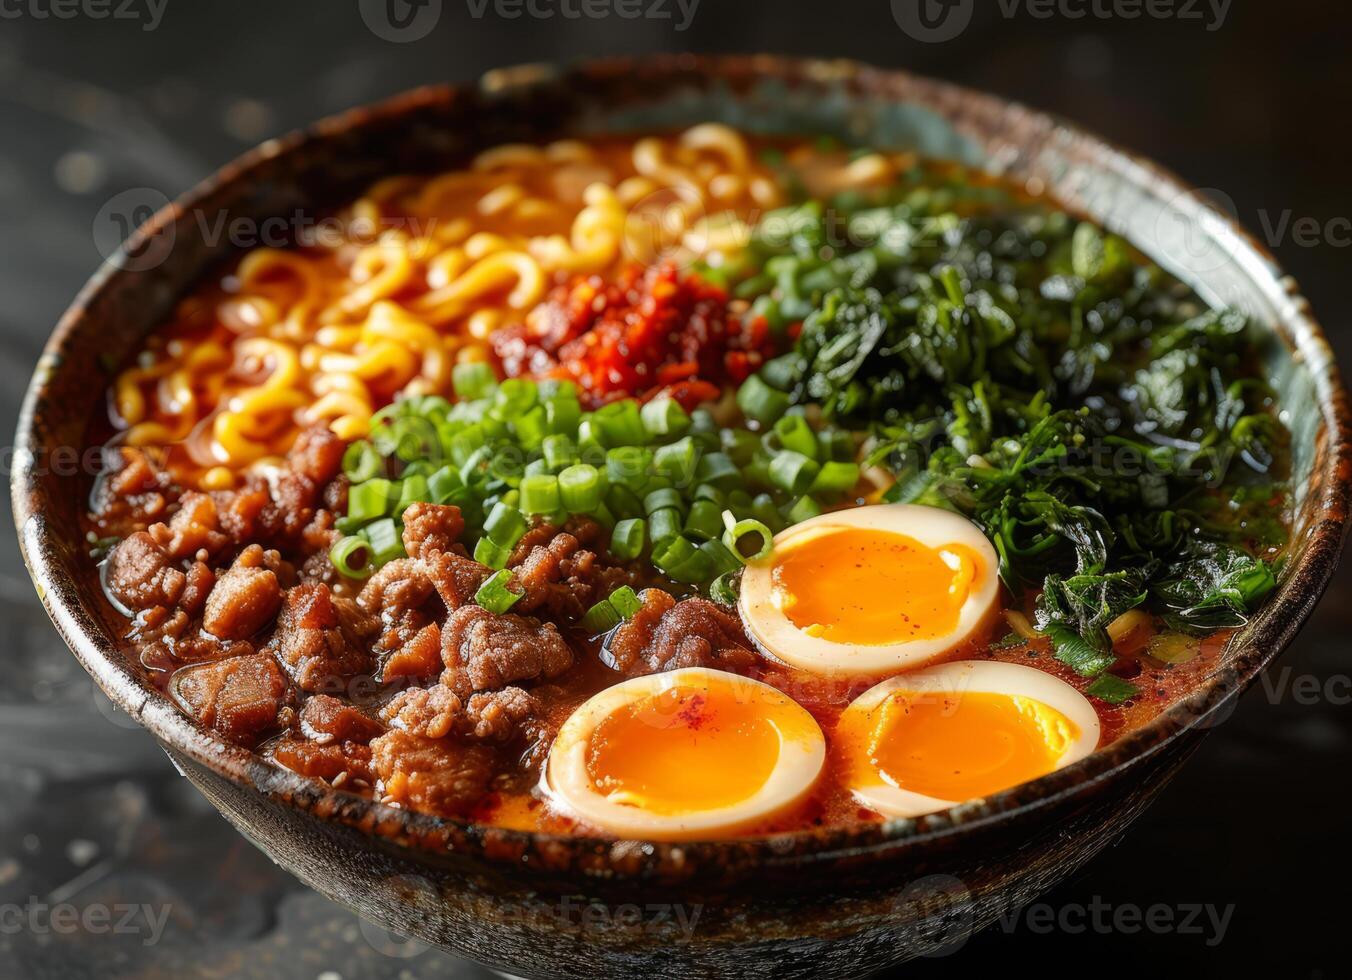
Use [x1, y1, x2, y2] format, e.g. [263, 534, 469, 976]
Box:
[12, 55, 1351, 979]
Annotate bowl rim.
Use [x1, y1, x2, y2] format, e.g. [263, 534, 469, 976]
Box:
[13, 53, 1352, 877]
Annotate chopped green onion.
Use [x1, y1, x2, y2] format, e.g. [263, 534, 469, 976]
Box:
[783, 495, 822, 525]
[722, 513, 774, 562]
[605, 484, 644, 520]
[720, 428, 761, 465]
[475, 568, 523, 614]
[513, 406, 548, 449]
[545, 396, 582, 435]
[493, 378, 538, 417]
[608, 586, 643, 619]
[519, 474, 562, 515]
[692, 483, 724, 506]
[542, 434, 578, 471]
[537, 378, 577, 400]
[593, 400, 647, 447]
[773, 415, 818, 458]
[452, 362, 497, 400]
[342, 441, 382, 483]
[709, 570, 740, 605]
[559, 464, 604, 513]
[699, 537, 743, 576]
[643, 487, 685, 516]
[609, 518, 646, 561]
[427, 465, 462, 504]
[817, 429, 855, 461]
[329, 536, 373, 579]
[751, 493, 785, 532]
[652, 436, 699, 483]
[396, 474, 430, 516]
[606, 446, 653, 490]
[768, 451, 820, 495]
[581, 598, 622, 634]
[653, 536, 715, 583]
[483, 500, 527, 547]
[640, 396, 691, 437]
[348, 479, 396, 522]
[448, 425, 487, 467]
[473, 536, 513, 570]
[363, 518, 406, 565]
[737, 374, 791, 425]
[694, 451, 739, 488]
[648, 508, 684, 546]
[684, 499, 724, 541]
[811, 460, 861, 495]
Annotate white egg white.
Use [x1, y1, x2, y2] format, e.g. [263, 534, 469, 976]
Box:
[738, 504, 1001, 677]
[543, 667, 826, 840]
[839, 660, 1101, 818]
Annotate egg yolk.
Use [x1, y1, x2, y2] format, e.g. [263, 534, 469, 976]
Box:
[584, 685, 784, 815]
[771, 528, 982, 646]
[843, 690, 1078, 802]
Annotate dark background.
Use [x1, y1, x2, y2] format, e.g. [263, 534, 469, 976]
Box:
[2, 2, 1349, 977]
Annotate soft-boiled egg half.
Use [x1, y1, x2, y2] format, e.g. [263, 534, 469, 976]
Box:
[544, 668, 825, 840]
[836, 660, 1100, 818]
[738, 504, 1000, 676]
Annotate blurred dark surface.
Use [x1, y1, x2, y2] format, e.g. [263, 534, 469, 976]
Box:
[2, 3, 1350, 978]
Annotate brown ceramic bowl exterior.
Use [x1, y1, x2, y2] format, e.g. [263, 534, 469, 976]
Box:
[12, 56, 1352, 979]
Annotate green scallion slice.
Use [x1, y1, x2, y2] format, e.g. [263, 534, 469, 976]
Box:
[475, 568, 523, 614]
[329, 535, 373, 580]
[722, 512, 774, 563]
[609, 518, 646, 561]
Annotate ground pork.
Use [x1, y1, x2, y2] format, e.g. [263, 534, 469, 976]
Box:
[440, 604, 573, 695]
[299, 694, 385, 745]
[607, 589, 758, 675]
[203, 544, 283, 640]
[381, 684, 545, 743]
[375, 614, 443, 681]
[400, 502, 465, 559]
[369, 730, 496, 816]
[358, 558, 434, 617]
[269, 583, 378, 692]
[105, 531, 186, 611]
[268, 737, 374, 788]
[170, 653, 288, 745]
[420, 550, 491, 610]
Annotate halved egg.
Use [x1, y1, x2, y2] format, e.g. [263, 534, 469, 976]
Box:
[544, 667, 825, 840]
[738, 504, 1000, 676]
[835, 660, 1100, 818]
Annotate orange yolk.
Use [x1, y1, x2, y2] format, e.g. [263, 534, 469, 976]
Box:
[585, 685, 784, 814]
[771, 528, 982, 646]
[840, 690, 1078, 802]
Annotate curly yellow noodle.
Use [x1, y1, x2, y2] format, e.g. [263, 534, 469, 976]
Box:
[107, 125, 800, 486]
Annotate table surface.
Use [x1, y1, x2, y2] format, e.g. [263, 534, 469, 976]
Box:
[2, 4, 1350, 978]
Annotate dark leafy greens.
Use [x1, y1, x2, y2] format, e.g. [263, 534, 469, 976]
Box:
[715, 171, 1287, 698]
